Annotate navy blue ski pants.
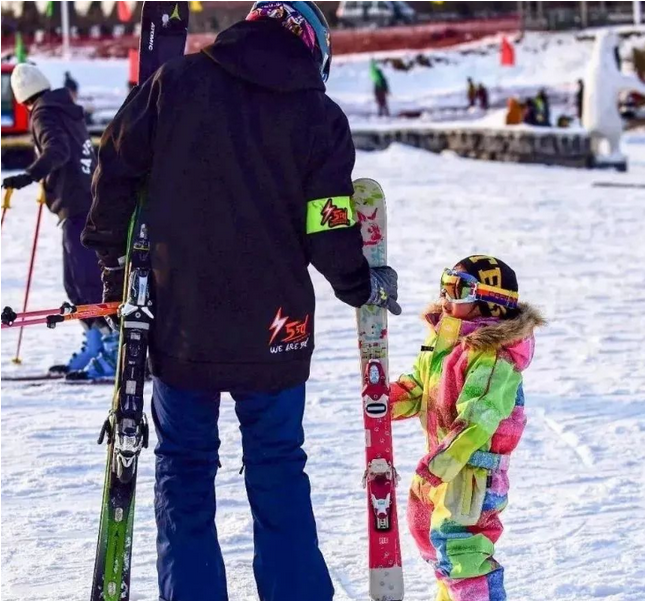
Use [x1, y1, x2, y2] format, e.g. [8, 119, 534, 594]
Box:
[62, 214, 102, 316]
[62, 215, 104, 327]
[152, 378, 334, 601]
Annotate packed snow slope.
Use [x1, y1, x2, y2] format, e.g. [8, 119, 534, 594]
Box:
[26, 27, 645, 122]
[1, 133, 644, 601]
[331, 27, 645, 118]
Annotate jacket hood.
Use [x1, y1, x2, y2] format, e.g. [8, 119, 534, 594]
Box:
[201, 20, 325, 93]
[424, 302, 546, 370]
[32, 88, 84, 120]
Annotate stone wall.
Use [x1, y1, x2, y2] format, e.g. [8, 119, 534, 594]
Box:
[351, 125, 596, 169]
[0, 126, 609, 172]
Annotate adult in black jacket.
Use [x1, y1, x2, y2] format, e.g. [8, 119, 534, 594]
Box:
[576, 79, 585, 120]
[63, 71, 79, 101]
[84, 3, 400, 601]
[536, 88, 551, 126]
[2, 64, 109, 379]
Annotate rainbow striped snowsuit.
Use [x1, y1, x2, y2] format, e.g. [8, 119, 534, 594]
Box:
[391, 304, 543, 601]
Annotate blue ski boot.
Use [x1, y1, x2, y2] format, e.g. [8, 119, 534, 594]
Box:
[66, 331, 119, 383]
[49, 324, 104, 376]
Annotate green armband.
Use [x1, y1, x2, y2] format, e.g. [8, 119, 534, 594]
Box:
[306, 196, 356, 234]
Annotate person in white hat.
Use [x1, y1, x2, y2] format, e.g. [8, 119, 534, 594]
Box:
[2, 63, 114, 381]
[9, 62, 51, 105]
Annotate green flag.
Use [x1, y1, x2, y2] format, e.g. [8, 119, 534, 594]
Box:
[15, 32, 27, 63]
[46, 1, 54, 18]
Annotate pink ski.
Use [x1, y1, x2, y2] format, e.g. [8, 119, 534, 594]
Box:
[353, 178, 404, 601]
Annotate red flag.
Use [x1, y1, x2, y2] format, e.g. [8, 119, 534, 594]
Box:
[117, 1, 132, 22]
[128, 48, 139, 86]
[500, 36, 515, 67]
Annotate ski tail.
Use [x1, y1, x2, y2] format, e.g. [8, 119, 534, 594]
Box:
[90, 213, 151, 601]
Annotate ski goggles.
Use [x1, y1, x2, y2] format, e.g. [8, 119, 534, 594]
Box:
[440, 269, 519, 308]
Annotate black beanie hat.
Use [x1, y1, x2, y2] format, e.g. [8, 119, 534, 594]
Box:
[454, 255, 519, 318]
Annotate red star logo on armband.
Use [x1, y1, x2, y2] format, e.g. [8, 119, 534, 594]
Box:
[320, 198, 350, 229]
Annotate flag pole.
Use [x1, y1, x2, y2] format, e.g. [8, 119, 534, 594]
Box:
[61, 0, 71, 59]
[634, 0, 643, 25]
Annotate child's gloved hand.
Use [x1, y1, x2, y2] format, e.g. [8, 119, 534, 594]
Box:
[415, 453, 443, 487]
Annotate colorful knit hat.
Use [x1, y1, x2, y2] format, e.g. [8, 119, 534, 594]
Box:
[454, 255, 519, 318]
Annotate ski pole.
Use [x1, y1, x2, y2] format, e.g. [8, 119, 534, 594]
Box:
[12, 186, 46, 364]
[2, 306, 118, 330]
[1, 302, 120, 329]
[1, 188, 13, 230]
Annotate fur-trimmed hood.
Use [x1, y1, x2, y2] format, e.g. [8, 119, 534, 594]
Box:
[424, 302, 546, 370]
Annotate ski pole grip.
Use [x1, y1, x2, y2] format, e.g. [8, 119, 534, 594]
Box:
[37, 185, 46, 205]
[59, 301, 77, 315]
[46, 314, 64, 329]
[2, 188, 13, 210]
[1, 306, 17, 326]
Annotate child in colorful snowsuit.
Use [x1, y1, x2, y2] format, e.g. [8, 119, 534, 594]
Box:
[391, 256, 544, 601]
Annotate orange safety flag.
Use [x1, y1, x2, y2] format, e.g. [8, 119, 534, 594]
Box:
[501, 36, 515, 67]
[117, 0, 133, 22]
[128, 48, 139, 86]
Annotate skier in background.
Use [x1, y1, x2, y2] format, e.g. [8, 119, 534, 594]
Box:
[1, 64, 116, 382]
[63, 71, 79, 101]
[390, 256, 544, 601]
[467, 77, 476, 107]
[83, 2, 400, 601]
[505, 96, 523, 125]
[370, 58, 390, 117]
[576, 78, 585, 120]
[535, 88, 551, 126]
[523, 97, 540, 125]
[476, 82, 489, 110]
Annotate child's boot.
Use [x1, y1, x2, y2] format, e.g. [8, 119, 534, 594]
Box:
[48, 322, 103, 375]
[66, 331, 119, 383]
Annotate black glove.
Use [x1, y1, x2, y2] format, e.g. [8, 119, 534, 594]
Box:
[101, 258, 126, 330]
[366, 266, 402, 316]
[2, 172, 34, 190]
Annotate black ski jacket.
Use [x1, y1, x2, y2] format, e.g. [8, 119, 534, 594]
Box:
[26, 88, 96, 220]
[83, 20, 371, 392]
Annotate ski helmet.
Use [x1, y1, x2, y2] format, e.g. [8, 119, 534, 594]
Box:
[247, 1, 332, 82]
[449, 255, 519, 318]
[10, 63, 51, 104]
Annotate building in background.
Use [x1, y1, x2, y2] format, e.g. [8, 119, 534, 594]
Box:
[519, 1, 644, 30]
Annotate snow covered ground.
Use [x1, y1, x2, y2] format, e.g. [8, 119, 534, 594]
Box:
[2, 131, 644, 600]
[26, 27, 645, 124]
